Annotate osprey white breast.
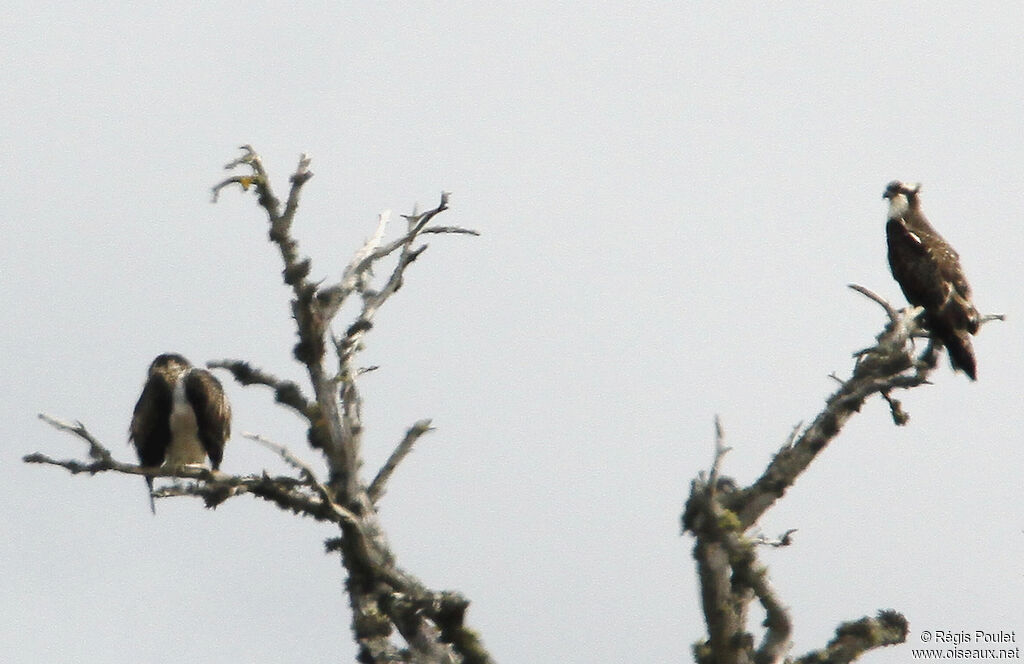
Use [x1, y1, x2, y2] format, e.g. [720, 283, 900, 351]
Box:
[166, 373, 207, 467]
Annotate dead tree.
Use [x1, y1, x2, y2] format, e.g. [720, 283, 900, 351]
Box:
[682, 285, 1003, 664]
[25, 147, 492, 664]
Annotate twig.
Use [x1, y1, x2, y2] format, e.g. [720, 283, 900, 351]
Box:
[243, 432, 358, 524]
[848, 283, 899, 324]
[37, 414, 113, 463]
[211, 144, 265, 202]
[708, 415, 730, 497]
[782, 422, 802, 450]
[752, 529, 798, 548]
[368, 419, 434, 503]
[420, 226, 479, 237]
[317, 192, 475, 328]
[338, 209, 392, 296]
[246, 432, 320, 480]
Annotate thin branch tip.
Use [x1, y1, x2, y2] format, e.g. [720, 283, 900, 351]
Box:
[848, 283, 901, 323]
[368, 419, 438, 503]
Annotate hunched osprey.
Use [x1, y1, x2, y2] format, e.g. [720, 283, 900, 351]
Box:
[130, 354, 231, 511]
[883, 181, 980, 379]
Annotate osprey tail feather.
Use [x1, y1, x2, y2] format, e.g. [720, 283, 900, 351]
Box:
[936, 324, 977, 380]
[145, 477, 156, 514]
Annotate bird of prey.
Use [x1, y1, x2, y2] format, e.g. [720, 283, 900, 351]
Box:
[130, 354, 231, 511]
[884, 181, 980, 379]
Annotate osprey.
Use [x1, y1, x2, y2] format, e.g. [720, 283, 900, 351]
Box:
[884, 181, 980, 379]
[130, 354, 231, 511]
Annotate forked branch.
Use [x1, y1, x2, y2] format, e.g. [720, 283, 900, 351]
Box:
[681, 285, 987, 664]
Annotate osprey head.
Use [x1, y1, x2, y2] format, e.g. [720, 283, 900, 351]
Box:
[882, 180, 921, 199]
[148, 353, 192, 380]
[883, 180, 921, 219]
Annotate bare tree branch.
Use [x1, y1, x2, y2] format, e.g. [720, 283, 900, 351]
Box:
[847, 283, 902, 325]
[730, 285, 1005, 530]
[208, 359, 314, 416]
[421, 225, 480, 237]
[794, 611, 909, 664]
[214, 149, 490, 663]
[242, 432, 359, 524]
[30, 413, 345, 517]
[681, 284, 1001, 664]
[36, 414, 113, 463]
[25, 445, 333, 515]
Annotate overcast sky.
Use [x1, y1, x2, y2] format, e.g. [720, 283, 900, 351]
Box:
[3, 4, 1022, 663]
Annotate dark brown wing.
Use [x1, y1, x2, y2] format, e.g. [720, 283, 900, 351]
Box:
[899, 209, 978, 331]
[927, 233, 978, 334]
[933, 239, 971, 300]
[130, 373, 173, 468]
[886, 218, 948, 310]
[887, 218, 978, 379]
[910, 220, 972, 302]
[130, 372, 174, 513]
[184, 368, 231, 469]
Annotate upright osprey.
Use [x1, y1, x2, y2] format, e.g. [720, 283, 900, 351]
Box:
[130, 354, 231, 512]
[884, 181, 980, 379]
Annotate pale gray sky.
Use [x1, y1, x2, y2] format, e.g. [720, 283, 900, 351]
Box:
[3, 4, 1022, 663]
